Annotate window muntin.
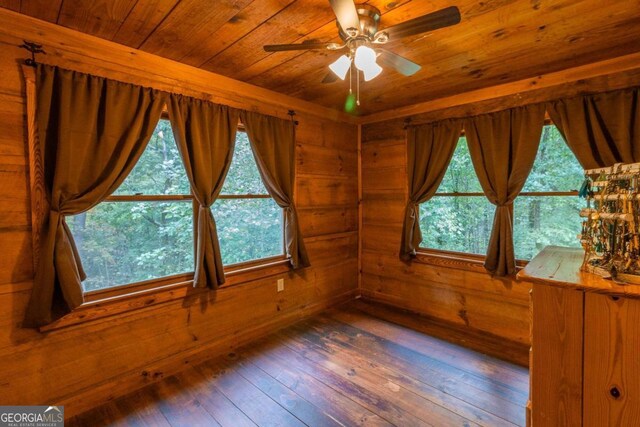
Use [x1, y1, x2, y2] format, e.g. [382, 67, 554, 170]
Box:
[215, 131, 284, 265]
[419, 125, 583, 260]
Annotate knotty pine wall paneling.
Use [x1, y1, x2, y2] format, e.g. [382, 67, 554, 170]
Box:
[359, 120, 531, 350]
[0, 10, 357, 418]
[359, 65, 640, 362]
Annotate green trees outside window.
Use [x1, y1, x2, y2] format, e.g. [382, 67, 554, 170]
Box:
[69, 120, 283, 292]
[420, 125, 583, 260]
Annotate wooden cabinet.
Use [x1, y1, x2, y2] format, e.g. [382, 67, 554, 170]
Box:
[519, 246, 640, 427]
[584, 293, 640, 426]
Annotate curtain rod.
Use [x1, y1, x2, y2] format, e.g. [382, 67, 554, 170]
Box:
[20, 44, 299, 124]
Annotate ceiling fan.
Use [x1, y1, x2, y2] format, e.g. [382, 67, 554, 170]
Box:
[263, 0, 461, 109]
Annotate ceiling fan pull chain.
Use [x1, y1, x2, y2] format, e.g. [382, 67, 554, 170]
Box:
[357, 68, 361, 106]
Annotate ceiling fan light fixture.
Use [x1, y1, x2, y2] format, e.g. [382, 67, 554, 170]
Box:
[329, 54, 352, 80]
[354, 45, 382, 81]
[362, 62, 383, 81]
[354, 45, 376, 70]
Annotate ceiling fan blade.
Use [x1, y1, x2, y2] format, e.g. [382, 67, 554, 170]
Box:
[264, 42, 335, 52]
[379, 6, 461, 40]
[322, 72, 339, 84]
[377, 49, 421, 76]
[329, 0, 361, 34]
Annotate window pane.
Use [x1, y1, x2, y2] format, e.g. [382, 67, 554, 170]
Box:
[114, 120, 191, 195]
[420, 196, 494, 255]
[213, 198, 283, 265]
[514, 196, 582, 260]
[68, 201, 194, 292]
[437, 136, 483, 193]
[522, 125, 583, 192]
[221, 131, 269, 195]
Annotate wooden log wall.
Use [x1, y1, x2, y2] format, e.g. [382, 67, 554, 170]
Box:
[0, 10, 357, 417]
[359, 66, 640, 358]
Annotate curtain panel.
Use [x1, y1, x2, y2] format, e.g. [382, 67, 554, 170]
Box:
[464, 104, 546, 276]
[400, 119, 464, 261]
[547, 86, 640, 169]
[24, 64, 166, 327]
[167, 95, 239, 289]
[239, 111, 310, 268]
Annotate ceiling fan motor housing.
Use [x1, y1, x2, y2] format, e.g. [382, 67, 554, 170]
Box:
[338, 4, 381, 41]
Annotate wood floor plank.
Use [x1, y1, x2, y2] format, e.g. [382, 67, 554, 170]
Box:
[256, 336, 434, 426]
[321, 311, 529, 405]
[112, 390, 172, 427]
[195, 357, 306, 427]
[349, 299, 530, 369]
[241, 340, 394, 427]
[152, 375, 222, 426]
[299, 316, 527, 425]
[280, 322, 517, 427]
[175, 367, 257, 427]
[230, 353, 344, 427]
[65, 301, 529, 427]
[275, 329, 483, 427]
[338, 303, 529, 383]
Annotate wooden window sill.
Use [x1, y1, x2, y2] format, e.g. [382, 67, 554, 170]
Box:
[39, 257, 292, 332]
[414, 248, 527, 275]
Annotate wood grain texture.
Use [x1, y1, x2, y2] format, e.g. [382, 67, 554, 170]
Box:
[66, 301, 530, 426]
[1, 0, 638, 115]
[360, 117, 531, 348]
[584, 293, 640, 426]
[530, 283, 583, 426]
[0, 11, 358, 419]
[22, 66, 48, 273]
[519, 246, 640, 299]
[0, 8, 357, 124]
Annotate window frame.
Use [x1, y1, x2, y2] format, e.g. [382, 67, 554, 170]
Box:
[416, 122, 580, 266]
[23, 70, 291, 331]
[80, 125, 287, 297]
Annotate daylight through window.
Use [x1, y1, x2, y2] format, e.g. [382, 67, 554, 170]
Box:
[68, 119, 195, 292]
[69, 121, 284, 293]
[420, 124, 583, 260]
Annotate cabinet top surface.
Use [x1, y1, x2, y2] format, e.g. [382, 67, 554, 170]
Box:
[518, 246, 640, 298]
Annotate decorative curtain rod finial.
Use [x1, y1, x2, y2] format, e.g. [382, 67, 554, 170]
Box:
[19, 40, 46, 67]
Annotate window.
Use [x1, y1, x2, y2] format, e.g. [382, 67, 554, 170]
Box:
[68, 119, 195, 292]
[213, 131, 284, 266]
[420, 125, 583, 260]
[68, 121, 284, 293]
[513, 125, 583, 259]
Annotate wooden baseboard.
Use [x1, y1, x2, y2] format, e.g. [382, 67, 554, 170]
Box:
[59, 289, 359, 419]
[358, 290, 530, 367]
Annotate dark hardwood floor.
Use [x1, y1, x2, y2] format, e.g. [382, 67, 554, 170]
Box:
[67, 300, 529, 427]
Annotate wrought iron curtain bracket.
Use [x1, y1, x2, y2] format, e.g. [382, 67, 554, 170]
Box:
[288, 110, 299, 126]
[19, 40, 46, 67]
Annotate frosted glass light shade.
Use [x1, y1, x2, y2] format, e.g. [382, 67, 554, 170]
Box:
[328, 55, 351, 80]
[354, 45, 382, 81]
[362, 62, 382, 81]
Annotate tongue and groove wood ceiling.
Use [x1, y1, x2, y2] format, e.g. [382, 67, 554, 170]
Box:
[1, 0, 639, 115]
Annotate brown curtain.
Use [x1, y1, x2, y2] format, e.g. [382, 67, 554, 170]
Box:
[547, 87, 640, 169]
[24, 64, 166, 327]
[465, 104, 546, 276]
[239, 111, 310, 268]
[400, 119, 463, 261]
[168, 95, 239, 288]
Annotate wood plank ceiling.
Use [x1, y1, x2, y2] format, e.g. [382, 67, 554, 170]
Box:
[1, 0, 639, 115]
